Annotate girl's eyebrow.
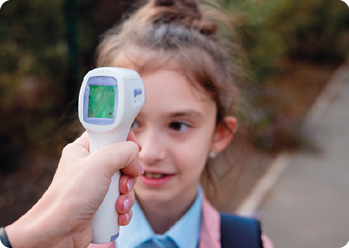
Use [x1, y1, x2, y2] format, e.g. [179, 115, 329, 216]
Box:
[167, 110, 203, 118]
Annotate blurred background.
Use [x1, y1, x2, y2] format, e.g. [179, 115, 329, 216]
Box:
[0, 0, 348, 246]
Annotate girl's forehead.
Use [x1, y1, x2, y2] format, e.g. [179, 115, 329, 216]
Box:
[139, 69, 216, 117]
[142, 69, 211, 102]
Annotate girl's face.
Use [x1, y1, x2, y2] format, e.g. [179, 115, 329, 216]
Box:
[131, 69, 231, 204]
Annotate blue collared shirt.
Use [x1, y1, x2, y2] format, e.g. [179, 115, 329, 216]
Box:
[115, 187, 202, 248]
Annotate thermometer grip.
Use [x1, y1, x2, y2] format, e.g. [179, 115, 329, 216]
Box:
[88, 129, 128, 244]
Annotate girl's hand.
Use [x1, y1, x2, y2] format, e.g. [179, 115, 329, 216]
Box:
[5, 131, 142, 248]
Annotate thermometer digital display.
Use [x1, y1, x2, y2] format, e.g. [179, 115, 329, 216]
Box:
[88, 85, 116, 118]
[78, 67, 145, 244]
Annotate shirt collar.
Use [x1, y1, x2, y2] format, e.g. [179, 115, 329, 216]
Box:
[115, 186, 202, 248]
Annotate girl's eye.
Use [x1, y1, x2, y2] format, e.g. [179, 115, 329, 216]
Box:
[131, 121, 140, 129]
[169, 122, 190, 132]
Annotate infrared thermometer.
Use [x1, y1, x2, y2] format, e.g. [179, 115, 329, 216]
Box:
[78, 67, 145, 244]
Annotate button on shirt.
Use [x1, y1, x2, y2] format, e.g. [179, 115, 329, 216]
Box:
[115, 187, 203, 248]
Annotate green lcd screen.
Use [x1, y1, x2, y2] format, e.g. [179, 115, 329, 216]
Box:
[88, 85, 116, 118]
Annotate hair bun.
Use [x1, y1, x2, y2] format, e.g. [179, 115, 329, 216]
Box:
[155, 0, 175, 7]
[149, 0, 217, 36]
[151, 0, 201, 24]
[155, 0, 198, 10]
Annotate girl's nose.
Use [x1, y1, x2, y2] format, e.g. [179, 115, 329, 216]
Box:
[138, 128, 166, 165]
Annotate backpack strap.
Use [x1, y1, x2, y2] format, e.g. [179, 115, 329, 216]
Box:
[220, 213, 264, 248]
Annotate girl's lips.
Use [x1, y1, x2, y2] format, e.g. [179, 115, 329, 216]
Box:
[139, 173, 175, 187]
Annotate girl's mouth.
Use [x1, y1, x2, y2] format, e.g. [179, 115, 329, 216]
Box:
[140, 172, 175, 187]
[143, 172, 167, 179]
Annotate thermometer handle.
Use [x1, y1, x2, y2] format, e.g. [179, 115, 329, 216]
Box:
[88, 128, 128, 244]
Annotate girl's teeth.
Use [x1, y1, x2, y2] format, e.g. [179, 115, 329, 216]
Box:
[144, 172, 165, 179]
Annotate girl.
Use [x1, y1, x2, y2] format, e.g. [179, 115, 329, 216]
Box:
[90, 0, 274, 247]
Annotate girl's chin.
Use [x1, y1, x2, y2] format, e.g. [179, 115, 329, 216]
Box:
[135, 188, 177, 204]
[139, 174, 175, 187]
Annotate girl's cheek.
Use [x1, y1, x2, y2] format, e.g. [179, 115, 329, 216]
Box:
[180, 150, 206, 169]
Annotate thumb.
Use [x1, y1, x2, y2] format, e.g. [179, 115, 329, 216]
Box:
[88, 141, 142, 179]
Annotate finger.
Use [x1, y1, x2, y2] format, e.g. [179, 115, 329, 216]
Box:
[89, 141, 141, 178]
[119, 209, 133, 226]
[127, 130, 142, 151]
[74, 130, 140, 153]
[116, 188, 135, 214]
[121, 161, 143, 177]
[119, 175, 135, 195]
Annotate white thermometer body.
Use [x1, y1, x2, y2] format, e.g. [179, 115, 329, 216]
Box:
[78, 67, 145, 244]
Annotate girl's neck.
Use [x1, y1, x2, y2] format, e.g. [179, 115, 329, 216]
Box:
[137, 186, 198, 234]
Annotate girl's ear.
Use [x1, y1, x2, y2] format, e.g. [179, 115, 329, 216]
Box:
[210, 116, 237, 154]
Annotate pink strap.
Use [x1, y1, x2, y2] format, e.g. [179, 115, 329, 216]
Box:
[87, 242, 115, 248]
[198, 194, 221, 248]
[198, 194, 274, 248]
[262, 234, 275, 248]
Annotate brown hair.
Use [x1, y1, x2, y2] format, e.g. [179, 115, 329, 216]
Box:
[96, 0, 248, 189]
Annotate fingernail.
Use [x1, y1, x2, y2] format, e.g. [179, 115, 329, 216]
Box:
[126, 178, 134, 192]
[125, 212, 130, 222]
[123, 197, 132, 211]
[138, 162, 144, 174]
[137, 140, 142, 151]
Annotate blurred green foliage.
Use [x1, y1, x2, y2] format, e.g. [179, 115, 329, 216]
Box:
[0, 0, 65, 106]
[0, 0, 136, 174]
[218, 0, 349, 151]
[0, 0, 67, 173]
[0, 0, 348, 173]
[220, 0, 349, 79]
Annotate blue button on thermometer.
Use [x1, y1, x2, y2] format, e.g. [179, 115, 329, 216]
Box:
[78, 67, 145, 244]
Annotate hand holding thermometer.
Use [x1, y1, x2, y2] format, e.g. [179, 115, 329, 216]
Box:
[78, 67, 145, 244]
